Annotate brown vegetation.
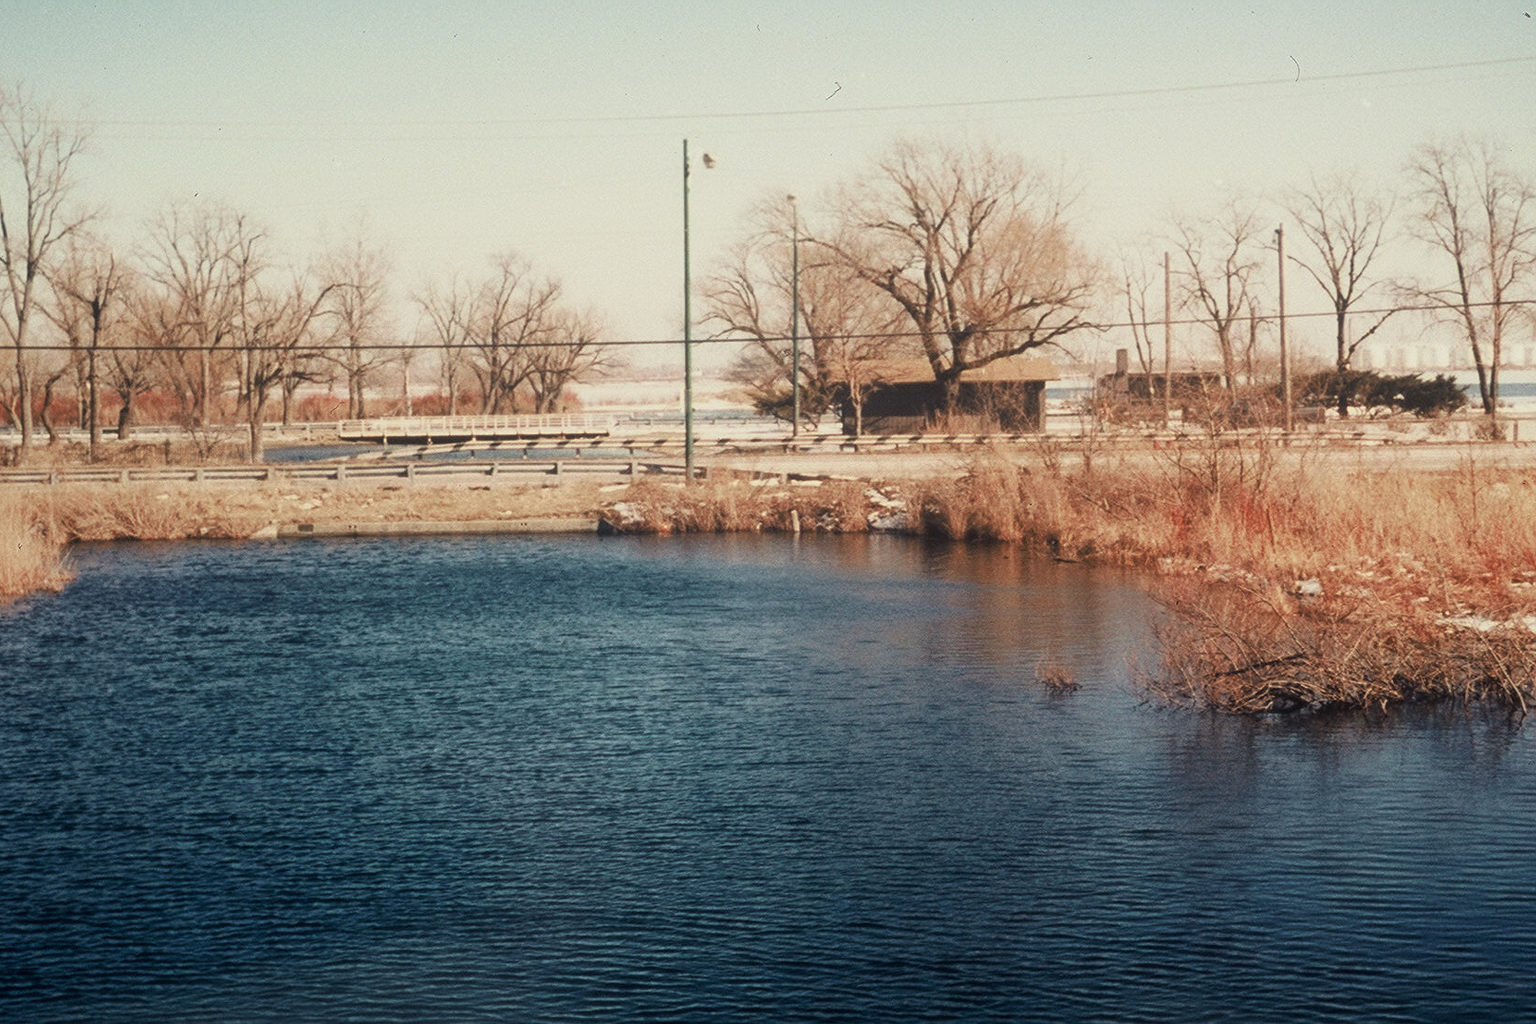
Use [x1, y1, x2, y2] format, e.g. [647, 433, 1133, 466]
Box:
[0, 496, 71, 597]
[6, 437, 1535, 715]
[0, 477, 610, 545]
[909, 445, 1536, 713]
[602, 476, 877, 535]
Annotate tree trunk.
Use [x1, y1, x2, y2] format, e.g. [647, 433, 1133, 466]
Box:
[117, 395, 135, 441]
[38, 375, 59, 444]
[248, 407, 265, 464]
[15, 371, 33, 452]
[1335, 310, 1350, 418]
[939, 372, 962, 417]
[198, 349, 209, 427]
[88, 348, 101, 459]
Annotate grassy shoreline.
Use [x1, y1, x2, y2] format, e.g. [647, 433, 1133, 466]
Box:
[5, 449, 1535, 714]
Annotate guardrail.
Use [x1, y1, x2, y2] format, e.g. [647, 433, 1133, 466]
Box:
[0, 458, 680, 487]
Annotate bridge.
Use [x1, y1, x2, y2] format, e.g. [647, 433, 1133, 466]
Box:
[336, 413, 617, 444]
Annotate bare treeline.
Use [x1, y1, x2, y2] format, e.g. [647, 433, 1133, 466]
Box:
[2, 80, 1534, 459]
[0, 85, 610, 463]
[714, 136, 1535, 427]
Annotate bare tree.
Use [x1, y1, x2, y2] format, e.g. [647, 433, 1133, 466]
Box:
[707, 196, 841, 425]
[1117, 249, 1161, 378]
[109, 283, 166, 440]
[468, 254, 560, 413]
[711, 192, 930, 429]
[526, 307, 606, 413]
[237, 273, 334, 462]
[1407, 138, 1536, 421]
[48, 234, 127, 457]
[1286, 172, 1398, 415]
[1172, 198, 1266, 392]
[320, 232, 392, 419]
[0, 84, 89, 455]
[416, 276, 473, 415]
[817, 139, 1098, 409]
[141, 202, 263, 427]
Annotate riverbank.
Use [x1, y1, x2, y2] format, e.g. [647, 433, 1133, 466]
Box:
[608, 447, 1536, 713]
[5, 446, 1535, 714]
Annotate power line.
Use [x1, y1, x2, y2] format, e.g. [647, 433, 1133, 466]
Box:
[87, 56, 1536, 132]
[22, 297, 1535, 354]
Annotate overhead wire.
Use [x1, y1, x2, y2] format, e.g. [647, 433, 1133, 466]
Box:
[25, 296, 1535, 354]
[87, 55, 1536, 134]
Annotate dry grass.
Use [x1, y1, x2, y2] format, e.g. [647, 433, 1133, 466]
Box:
[1145, 576, 1536, 714]
[604, 476, 876, 535]
[1033, 651, 1079, 693]
[0, 478, 614, 599]
[7, 442, 1535, 715]
[906, 446, 1536, 714]
[0, 497, 72, 597]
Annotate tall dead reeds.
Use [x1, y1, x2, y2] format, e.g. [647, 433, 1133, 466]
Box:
[0, 497, 72, 598]
[909, 444, 1536, 714]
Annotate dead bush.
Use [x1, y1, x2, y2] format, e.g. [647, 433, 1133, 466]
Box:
[1145, 576, 1536, 714]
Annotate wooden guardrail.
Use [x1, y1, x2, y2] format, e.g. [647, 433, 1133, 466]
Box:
[0, 458, 681, 487]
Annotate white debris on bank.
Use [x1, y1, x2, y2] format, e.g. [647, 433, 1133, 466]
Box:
[1440, 614, 1536, 635]
[603, 501, 648, 532]
[865, 487, 909, 532]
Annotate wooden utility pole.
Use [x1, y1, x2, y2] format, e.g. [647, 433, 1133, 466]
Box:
[1162, 250, 1172, 427]
[1276, 225, 1292, 433]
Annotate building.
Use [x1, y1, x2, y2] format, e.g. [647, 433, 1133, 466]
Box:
[840, 354, 1058, 435]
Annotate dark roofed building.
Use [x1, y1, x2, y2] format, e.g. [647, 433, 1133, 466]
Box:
[840, 355, 1059, 435]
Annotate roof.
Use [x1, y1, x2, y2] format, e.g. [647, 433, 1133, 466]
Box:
[872, 353, 1060, 385]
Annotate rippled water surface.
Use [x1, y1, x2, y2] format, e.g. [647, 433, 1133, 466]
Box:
[4, 534, 1535, 1023]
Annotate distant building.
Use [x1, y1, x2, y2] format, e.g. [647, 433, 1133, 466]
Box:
[839, 355, 1058, 435]
[1097, 349, 1224, 403]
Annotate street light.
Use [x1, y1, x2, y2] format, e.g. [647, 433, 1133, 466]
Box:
[789, 194, 801, 437]
[682, 140, 715, 482]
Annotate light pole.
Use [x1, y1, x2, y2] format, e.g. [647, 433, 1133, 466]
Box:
[683, 140, 694, 481]
[681, 141, 714, 482]
[789, 194, 801, 438]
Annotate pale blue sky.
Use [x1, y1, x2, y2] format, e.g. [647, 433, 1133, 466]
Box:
[3, 2, 1533, 368]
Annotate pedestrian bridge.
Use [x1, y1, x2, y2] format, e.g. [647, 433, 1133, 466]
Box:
[337, 414, 616, 444]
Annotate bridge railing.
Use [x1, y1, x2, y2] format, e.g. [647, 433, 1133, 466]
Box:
[337, 414, 616, 440]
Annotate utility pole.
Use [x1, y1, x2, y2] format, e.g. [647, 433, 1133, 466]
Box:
[789, 194, 801, 438]
[1276, 225, 1292, 434]
[1163, 250, 1172, 428]
[683, 140, 695, 482]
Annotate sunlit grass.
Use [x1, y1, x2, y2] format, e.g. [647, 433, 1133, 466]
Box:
[0, 496, 72, 598]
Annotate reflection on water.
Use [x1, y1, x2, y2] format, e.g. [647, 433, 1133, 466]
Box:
[2, 533, 1535, 1023]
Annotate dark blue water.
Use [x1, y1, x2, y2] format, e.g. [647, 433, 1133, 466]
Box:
[3, 535, 1535, 1023]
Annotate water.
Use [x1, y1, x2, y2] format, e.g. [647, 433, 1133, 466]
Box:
[3, 535, 1535, 1023]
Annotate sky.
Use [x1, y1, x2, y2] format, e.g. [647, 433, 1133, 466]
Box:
[3, 2, 1533, 376]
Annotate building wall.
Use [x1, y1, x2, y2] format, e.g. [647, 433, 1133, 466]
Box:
[843, 380, 1045, 435]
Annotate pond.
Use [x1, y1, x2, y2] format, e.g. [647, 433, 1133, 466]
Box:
[2, 534, 1534, 1022]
